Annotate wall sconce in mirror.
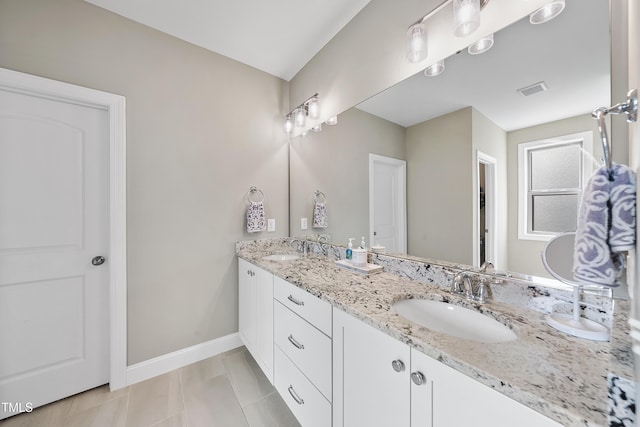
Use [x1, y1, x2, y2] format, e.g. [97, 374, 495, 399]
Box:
[530, 0, 565, 25]
[406, 0, 490, 64]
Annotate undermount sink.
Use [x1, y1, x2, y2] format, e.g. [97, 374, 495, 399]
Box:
[262, 253, 301, 261]
[392, 299, 517, 343]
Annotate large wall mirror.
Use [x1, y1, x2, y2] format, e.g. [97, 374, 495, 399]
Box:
[290, 0, 619, 287]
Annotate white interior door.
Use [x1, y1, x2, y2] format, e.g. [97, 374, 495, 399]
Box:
[0, 87, 110, 419]
[369, 154, 407, 254]
[476, 151, 498, 268]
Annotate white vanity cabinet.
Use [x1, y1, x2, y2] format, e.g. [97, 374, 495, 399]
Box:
[333, 307, 562, 427]
[273, 276, 333, 427]
[238, 258, 274, 383]
[333, 307, 411, 427]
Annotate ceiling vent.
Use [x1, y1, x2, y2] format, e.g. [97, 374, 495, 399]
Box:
[517, 81, 548, 97]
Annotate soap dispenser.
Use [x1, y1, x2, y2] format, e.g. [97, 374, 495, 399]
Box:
[360, 236, 367, 249]
[346, 238, 354, 260]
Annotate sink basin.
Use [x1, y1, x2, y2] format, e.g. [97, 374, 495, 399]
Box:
[392, 299, 517, 343]
[262, 254, 301, 261]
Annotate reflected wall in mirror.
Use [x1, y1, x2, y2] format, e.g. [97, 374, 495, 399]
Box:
[290, 0, 617, 284]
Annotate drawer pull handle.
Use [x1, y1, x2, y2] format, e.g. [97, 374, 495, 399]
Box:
[288, 385, 305, 405]
[287, 334, 305, 350]
[287, 295, 305, 306]
[391, 359, 405, 373]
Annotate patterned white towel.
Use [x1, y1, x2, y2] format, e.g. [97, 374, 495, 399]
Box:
[313, 202, 327, 228]
[246, 201, 266, 233]
[573, 163, 636, 287]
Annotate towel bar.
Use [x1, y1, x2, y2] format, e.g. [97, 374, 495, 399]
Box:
[592, 88, 637, 171]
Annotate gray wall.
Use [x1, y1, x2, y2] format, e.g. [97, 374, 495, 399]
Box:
[0, 0, 289, 364]
[289, 107, 405, 245]
[406, 108, 474, 265]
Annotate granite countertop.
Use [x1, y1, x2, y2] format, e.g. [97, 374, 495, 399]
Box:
[236, 240, 634, 427]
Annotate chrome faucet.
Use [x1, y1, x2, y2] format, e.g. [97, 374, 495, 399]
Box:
[452, 271, 487, 303]
[480, 261, 494, 274]
[290, 239, 309, 255]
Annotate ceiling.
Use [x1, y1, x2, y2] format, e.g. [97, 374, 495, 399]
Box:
[83, 0, 371, 81]
[356, 0, 610, 131]
[83, 0, 609, 132]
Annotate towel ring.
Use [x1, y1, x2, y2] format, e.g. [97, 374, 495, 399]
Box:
[592, 88, 638, 171]
[313, 190, 327, 204]
[247, 186, 264, 203]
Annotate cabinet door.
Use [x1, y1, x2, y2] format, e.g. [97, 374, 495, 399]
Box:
[255, 265, 274, 383]
[412, 349, 562, 427]
[238, 258, 256, 353]
[333, 308, 410, 427]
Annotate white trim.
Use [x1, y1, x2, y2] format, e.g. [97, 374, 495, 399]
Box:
[517, 131, 593, 242]
[475, 151, 498, 269]
[369, 154, 407, 254]
[0, 68, 128, 390]
[126, 333, 243, 386]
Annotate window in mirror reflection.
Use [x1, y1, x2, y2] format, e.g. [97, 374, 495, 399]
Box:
[518, 131, 593, 241]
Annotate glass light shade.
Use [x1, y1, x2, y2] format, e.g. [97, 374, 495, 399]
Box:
[294, 107, 306, 127]
[284, 115, 293, 133]
[406, 22, 428, 63]
[424, 60, 445, 77]
[312, 123, 322, 132]
[453, 0, 481, 37]
[467, 33, 494, 55]
[307, 97, 320, 119]
[530, 0, 565, 24]
[325, 115, 338, 125]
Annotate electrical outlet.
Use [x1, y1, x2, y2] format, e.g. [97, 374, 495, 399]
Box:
[301, 218, 308, 230]
[267, 218, 275, 232]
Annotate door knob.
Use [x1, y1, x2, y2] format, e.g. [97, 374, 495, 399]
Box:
[92, 256, 106, 266]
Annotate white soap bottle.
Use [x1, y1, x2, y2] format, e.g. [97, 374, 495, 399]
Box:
[360, 236, 367, 250]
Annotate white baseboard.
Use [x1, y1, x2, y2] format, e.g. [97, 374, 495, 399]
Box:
[125, 333, 243, 386]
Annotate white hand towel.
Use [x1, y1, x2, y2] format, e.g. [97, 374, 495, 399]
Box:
[312, 201, 327, 228]
[246, 201, 266, 233]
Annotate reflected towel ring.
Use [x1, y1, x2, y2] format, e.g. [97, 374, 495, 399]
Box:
[313, 190, 327, 204]
[247, 186, 264, 203]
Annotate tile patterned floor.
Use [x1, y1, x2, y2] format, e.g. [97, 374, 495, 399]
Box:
[0, 347, 301, 427]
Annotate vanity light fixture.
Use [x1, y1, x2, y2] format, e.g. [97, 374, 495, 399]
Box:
[467, 32, 494, 54]
[424, 60, 445, 77]
[406, 0, 489, 64]
[283, 93, 324, 134]
[529, 0, 565, 25]
[325, 115, 338, 125]
[312, 123, 322, 132]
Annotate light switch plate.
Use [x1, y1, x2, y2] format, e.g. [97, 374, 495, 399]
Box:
[301, 218, 308, 230]
[267, 218, 275, 232]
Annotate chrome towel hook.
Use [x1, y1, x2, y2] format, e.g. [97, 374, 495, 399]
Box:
[592, 88, 638, 171]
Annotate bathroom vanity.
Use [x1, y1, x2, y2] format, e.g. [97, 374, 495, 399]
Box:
[236, 238, 633, 427]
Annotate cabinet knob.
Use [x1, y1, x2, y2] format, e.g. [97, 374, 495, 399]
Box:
[391, 359, 405, 373]
[411, 371, 426, 385]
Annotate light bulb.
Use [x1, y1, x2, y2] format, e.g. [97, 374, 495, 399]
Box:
[453, 0, 481, 37]
[406, 22, 428, 63]
[294, 107, 306, 127]
[307, 97, 320, 119]
[284, 115, 293, 133]
[312, 123, 322, 132]
[325, 116, 338, 125]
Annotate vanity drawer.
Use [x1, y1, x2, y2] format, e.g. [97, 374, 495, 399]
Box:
[273, 276, 332, 337]
[275, 347, 331, 427]
[274, 300, 332, 400]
